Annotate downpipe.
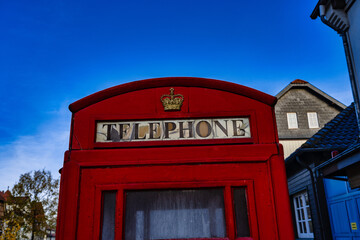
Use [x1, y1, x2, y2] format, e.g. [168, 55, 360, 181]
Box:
[295, 156, 326, 240]
[319, 5, 360, 136]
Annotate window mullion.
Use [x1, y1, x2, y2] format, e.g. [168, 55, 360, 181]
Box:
[293, 197, 302, 237]
[224, 186, 235, 240]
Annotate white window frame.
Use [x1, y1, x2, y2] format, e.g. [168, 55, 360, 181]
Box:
[293, 191, 314, 238]
[307, 112, 319, 128]
[287, 113, 298, 129]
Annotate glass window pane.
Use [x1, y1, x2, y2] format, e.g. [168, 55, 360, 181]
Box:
[309, 220, 313, 233]
[305, 193, 309, 205]
[299, 221, 303, 233]
[124, 188, 226, 240]
[233, 188, 250, 237]
[287, 113, 298, 129]
[295, 197, 299, 208]
[307, 207, 311, 219]
[101, 191, 117, 240]
[299, 196, 303, 207]
[307, 112, 319, 128]
[301, 209, 305, 220]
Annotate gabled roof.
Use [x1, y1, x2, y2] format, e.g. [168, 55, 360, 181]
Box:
[310, 0, 346, 19]
[0, 190, 10, 202]
[276, 79, 346, 110]
[286, 103, 358, 162]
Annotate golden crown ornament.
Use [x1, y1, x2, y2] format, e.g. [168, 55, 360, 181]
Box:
[161, 88, 184, 111]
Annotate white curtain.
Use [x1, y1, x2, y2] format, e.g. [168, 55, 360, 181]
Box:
[125, 189, 226, 240]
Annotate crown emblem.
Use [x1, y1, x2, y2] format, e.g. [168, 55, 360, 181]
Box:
[161, 88, 184, 111]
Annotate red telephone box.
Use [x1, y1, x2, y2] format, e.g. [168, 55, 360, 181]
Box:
[56, 77, 294, 240]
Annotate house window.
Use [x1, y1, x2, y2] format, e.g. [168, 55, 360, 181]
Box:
[46, 229, 56, 240]
[287, 113, 298, 129]
[124, 188, 226, 240]
[307, 112, 319, 128]
[293, 191, 314, 238]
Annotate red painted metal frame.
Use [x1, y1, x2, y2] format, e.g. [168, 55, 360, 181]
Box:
[59, 147, 293, 240]
[69, 77, 277, 113]
[57, 77, 295, 240]
[67, 78, 279, 150]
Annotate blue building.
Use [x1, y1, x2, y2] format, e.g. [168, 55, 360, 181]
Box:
[307, 1, 360, 238]
[286, 103, 360, 240]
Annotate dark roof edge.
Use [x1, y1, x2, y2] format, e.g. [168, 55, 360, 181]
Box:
[275, 84, 292, 98]
[311, 0, 349, 19]
[276, 82, 346, 109]
[285, 147, 330, 164]
[314, 141, 360, 171]
[311, 1, 322, 19]
[306, 82, 346, 108]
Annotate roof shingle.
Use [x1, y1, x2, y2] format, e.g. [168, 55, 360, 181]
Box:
[301, 103, 358, 150]
[291, 79, 308, 84]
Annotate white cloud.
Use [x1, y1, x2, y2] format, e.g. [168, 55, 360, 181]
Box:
[0, 106, 70, 190]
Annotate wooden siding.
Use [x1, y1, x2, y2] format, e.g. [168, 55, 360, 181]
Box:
[287, 165, 333, 240]
[288, 168, 320, 239]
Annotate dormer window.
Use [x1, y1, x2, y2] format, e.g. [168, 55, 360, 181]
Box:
[287, 113, 298, 129]
[307, 112, 319, 128]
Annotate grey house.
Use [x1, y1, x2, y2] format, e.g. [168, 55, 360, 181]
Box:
[286, 103, 360, 240]
[275, 79, 346, 158]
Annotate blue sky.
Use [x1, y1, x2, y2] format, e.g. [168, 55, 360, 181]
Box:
[0, 0, 353, 189]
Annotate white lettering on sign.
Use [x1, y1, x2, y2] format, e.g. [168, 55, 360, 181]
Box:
[96, 118, 251, 142]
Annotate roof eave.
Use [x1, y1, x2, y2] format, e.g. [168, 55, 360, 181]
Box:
[276, 82, 346, 110]
[285, 147, 331, 162]
[311, 1, 321, 19]
[311, 0, 332, 19]
[313, 143, 360, 175]
[306, 82, 346, 109]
